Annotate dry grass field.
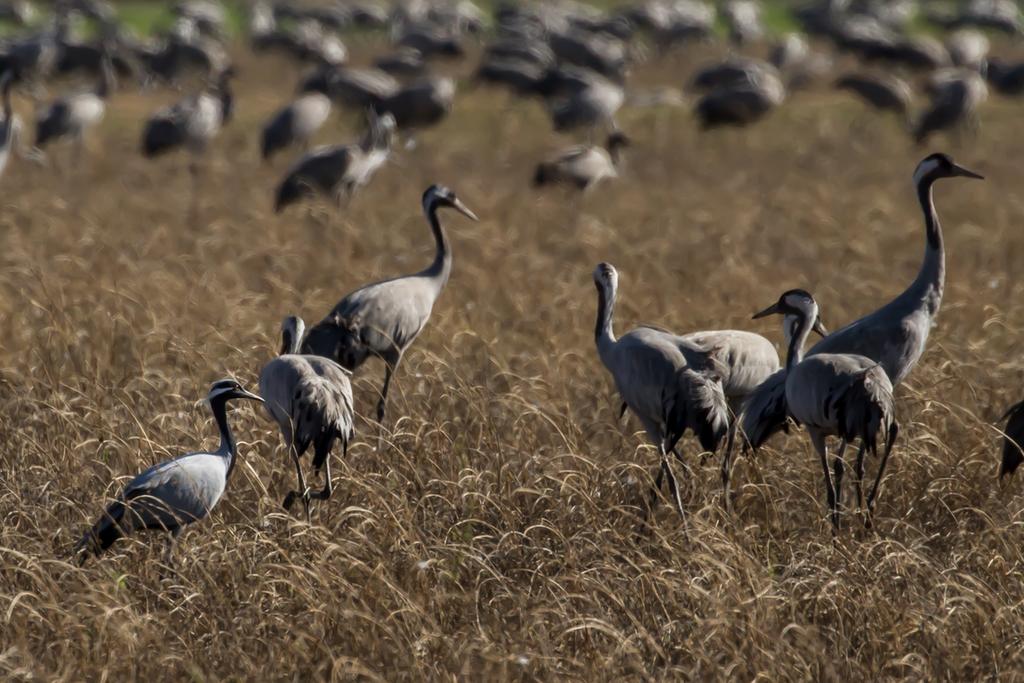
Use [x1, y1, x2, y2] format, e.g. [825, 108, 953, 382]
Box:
[2, 36, 1024, 681]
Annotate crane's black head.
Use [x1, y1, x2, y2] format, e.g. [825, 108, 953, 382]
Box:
[753, 289, 827, 336]
[207, 378, 263, 405]
[423, 184, 478, 221]
[913, 153, 984, 186]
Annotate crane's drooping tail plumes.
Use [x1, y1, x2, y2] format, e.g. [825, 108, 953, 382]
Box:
[674, 368, 729, 455]
[291, 375, 355, 471]
[73, 499, 128, 562]
[832, 364, 897, 455]
[999, 400, 1024, 479]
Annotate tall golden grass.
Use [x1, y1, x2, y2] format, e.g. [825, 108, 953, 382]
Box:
[0, 42, 1023, 680]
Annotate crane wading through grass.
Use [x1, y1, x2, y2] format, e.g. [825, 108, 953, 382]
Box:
[301, 185, 478, 440]
[74, 379, 263, 565]
[754, 290, 899, 531]
[259, 316, 355, 522]
[592, 262, 728, 521]
[734, 153, 984, 495]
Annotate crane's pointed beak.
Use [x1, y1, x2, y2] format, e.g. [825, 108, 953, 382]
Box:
[752, 302, 780, 320]
[813, 317, 828, 337]
[452, 198, 478, 221]
[951, 163, 984, 180]
[234, 388, 264, 403]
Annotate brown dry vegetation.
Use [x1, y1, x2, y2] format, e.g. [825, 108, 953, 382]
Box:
[1, 40, 1024, 681]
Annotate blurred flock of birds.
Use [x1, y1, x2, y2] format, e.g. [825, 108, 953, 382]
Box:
[0, 0, 1022, 563]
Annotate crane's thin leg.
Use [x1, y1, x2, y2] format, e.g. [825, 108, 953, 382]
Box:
[811, 431, 838, 532]
[833, 439, 847, 518]
[866, 423, 899, 526]
[283, 448, 311, 523]
[312, 446, 333, 504]
[376, 358, 399, 448]
[853, 441, 868, 512]
[659, 441, 685, 522]
[648, 461, 665, 512]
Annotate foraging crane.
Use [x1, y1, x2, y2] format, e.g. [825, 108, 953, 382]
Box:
[259, 316, 355, 521]
[375, 76, 455, 131]
[913, 70, 987, 144]
[533, 131, 629, 191]
[736, 154, 984, 486]
[301, 185, 478, 432]
[592, 262, 729, 520]
[274, 111, 395, 213]
[753, 290, 898, 531]
[261, 88, 332, 161]
[834, 72, 912, 123]
[545, 71, 624, 135]
[35, 53, 114, 164]
[141, 66, 235, 220]
[74, 379, 263, 564]
[696, 69, 785, 129]
[999, 400, 1024, 479]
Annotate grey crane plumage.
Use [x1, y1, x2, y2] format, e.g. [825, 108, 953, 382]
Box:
[141, 66, 234, 221]
[274, 110, 395, 213]
[301, 185, 478, 432]
[374, 75, 455, 131]
[754, 290, 898, 531]
[533, 131, 629, 191]
[261, 89, 331, 161]
[35, 52, 113, 162]
[74, 379, 263, 564]
[735, 154, 983, 479]
[914, 70, 987, 144]
[592, 262, 729, 520]
[695, 68, 785, 129]
[547, 71, 623, 134]
[259, 316, 355, 521]
[834, 72, 912, 122]
[998, 400, 1024, 479]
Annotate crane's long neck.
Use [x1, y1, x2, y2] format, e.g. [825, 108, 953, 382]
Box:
[423, 200, 452, 289]
[210, 398, 238, 477]
[908, 176, 945, 317]
[784, 313, 813, 370]
[594, 281, 616, 349]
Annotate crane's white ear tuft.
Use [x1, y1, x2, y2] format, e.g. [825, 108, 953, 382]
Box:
[913, 156, 943, 186]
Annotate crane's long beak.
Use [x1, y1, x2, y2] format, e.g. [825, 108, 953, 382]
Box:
[452, 198, 479, 221]
[233, 388, 265, 403]
[951, 163, 984, 180]
[813, 316, 828, 337]
[752, 302, 780, 320]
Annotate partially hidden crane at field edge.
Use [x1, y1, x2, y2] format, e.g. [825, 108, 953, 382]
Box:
[35, 52, 114, 168]
[74, 379, 263, 565]
[274, 111, 395, 213]
[301, 185, 478, 437]
[141, 66, 235, 222]
[592, 262, 729, 521]
[753, 289, 898, 531]
[259, 315, 355, 521]
[735, 153, 983, 489]
[0, 70, 18, 180]
[998, 400, 1024, 479]
[260, 86, 332, 162]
